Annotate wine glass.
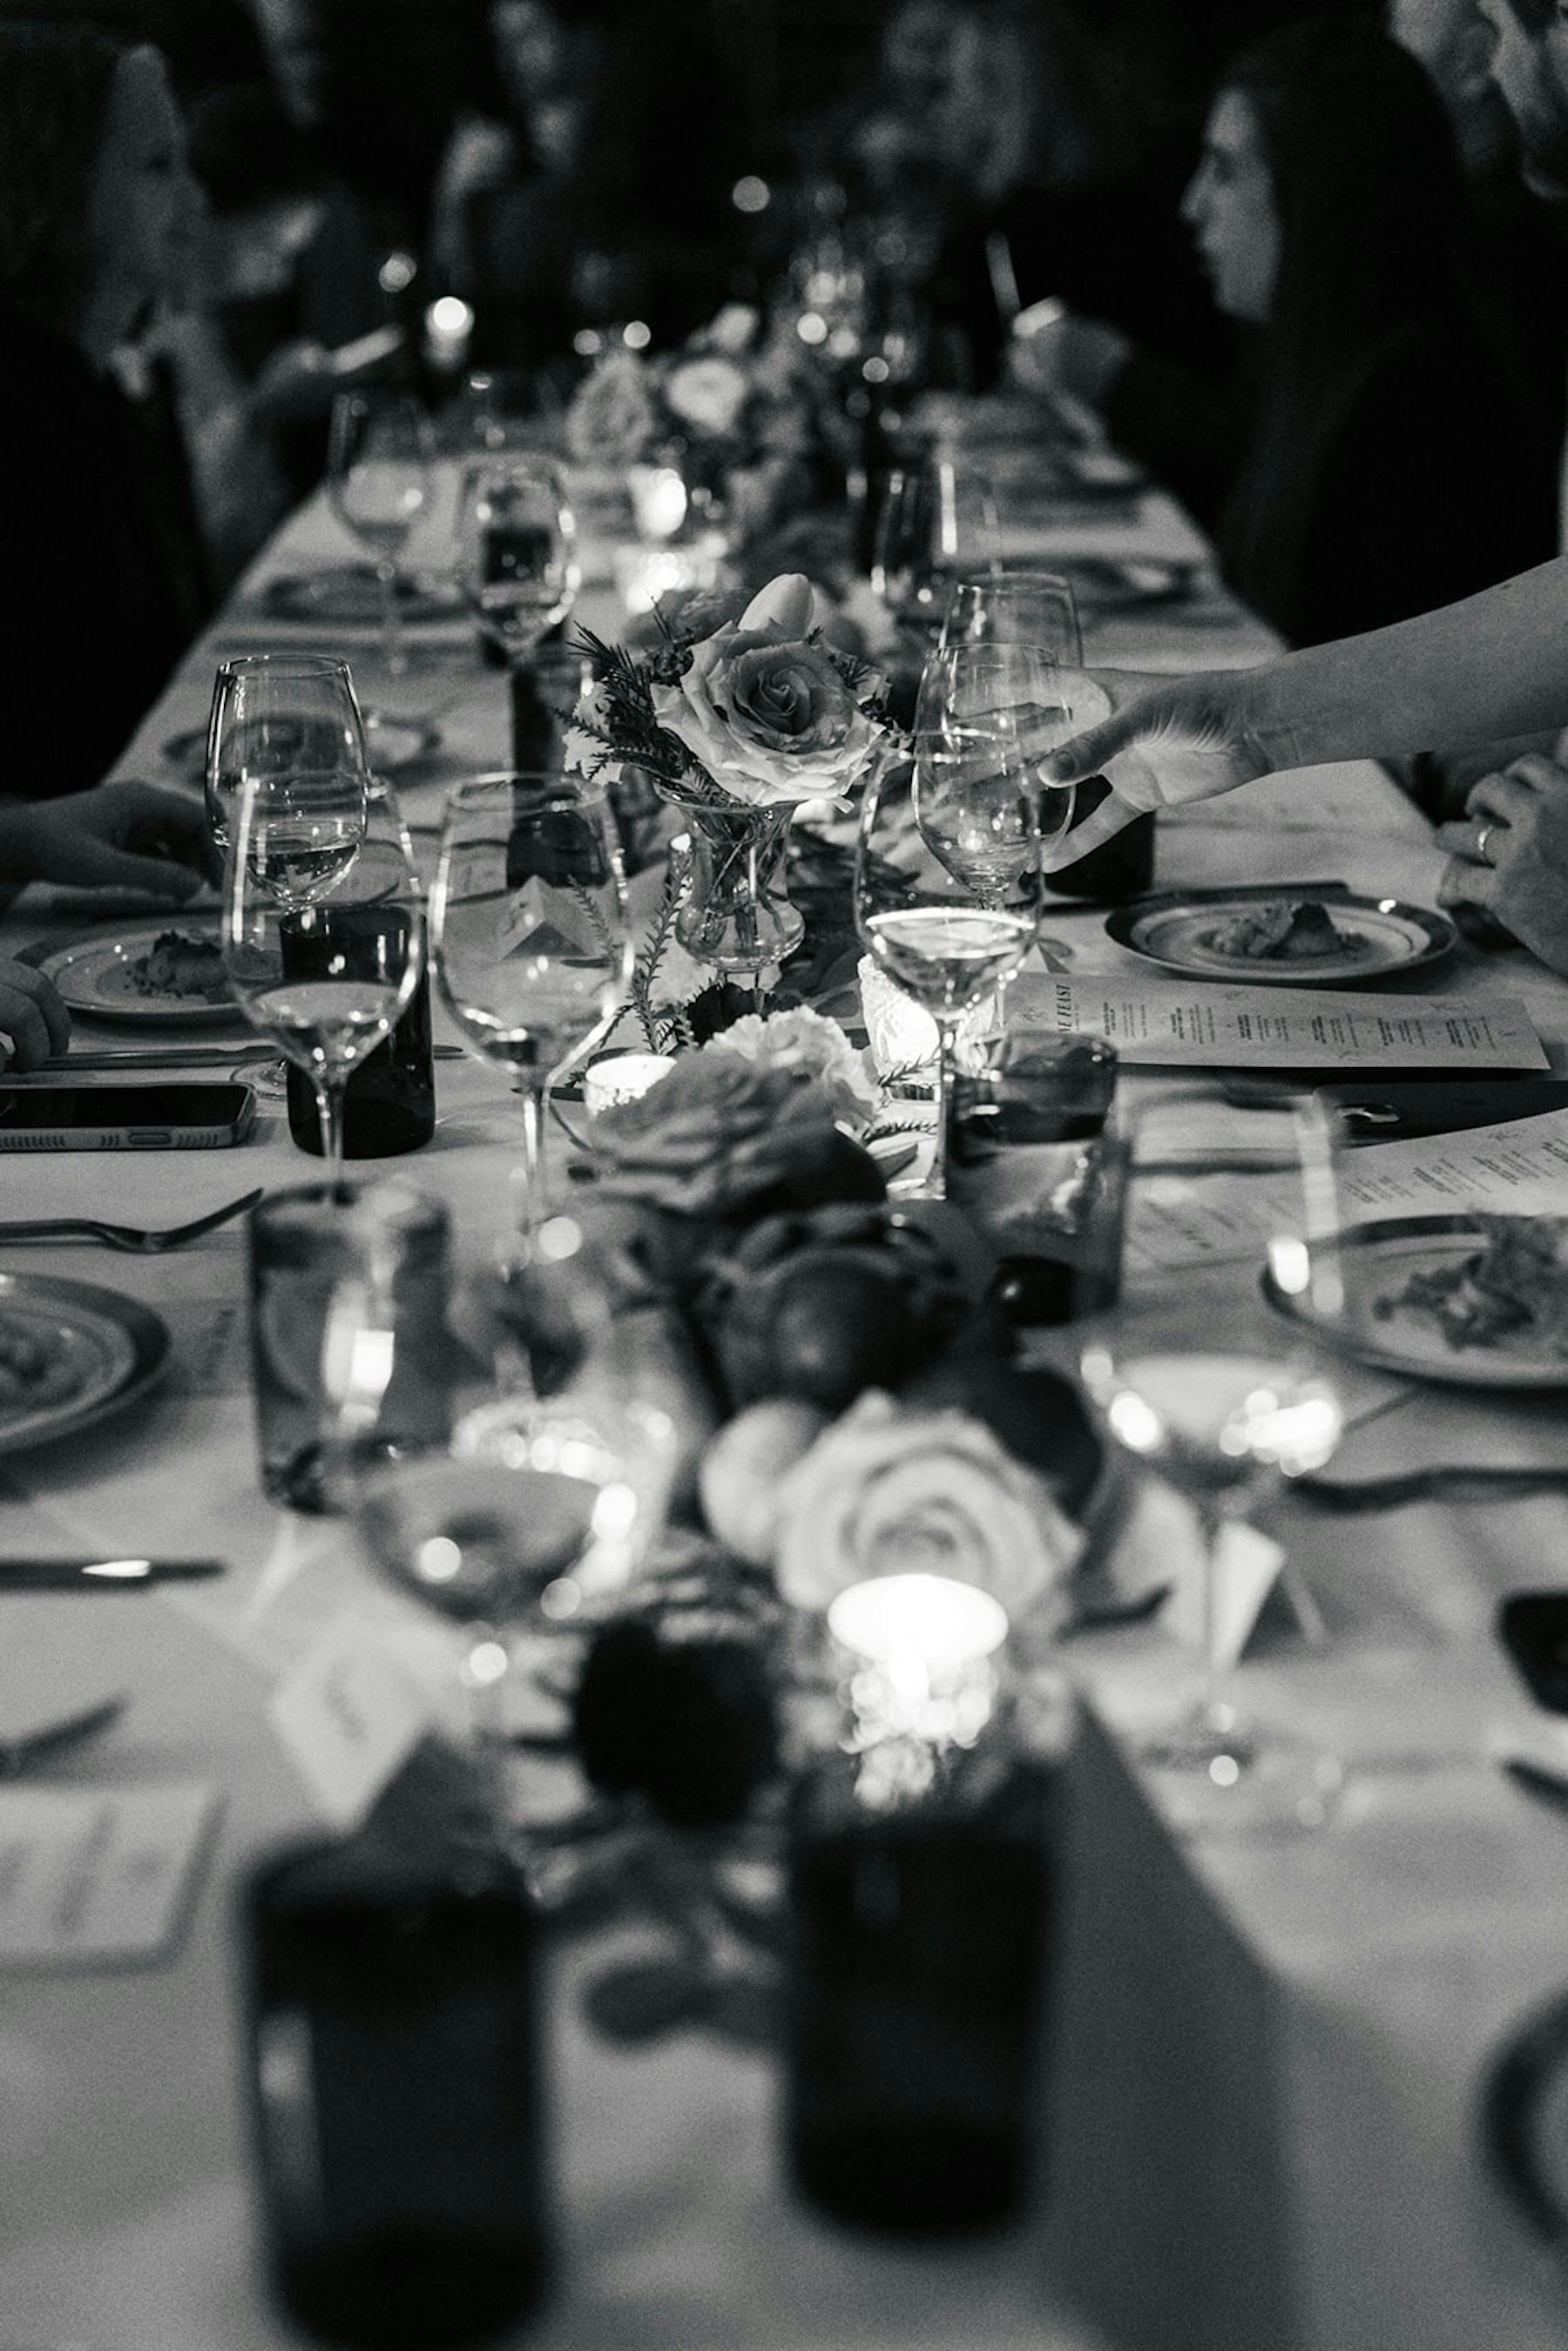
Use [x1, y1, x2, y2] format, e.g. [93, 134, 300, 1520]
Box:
[430, 776, 629, 1260]
[870, 456, 997, 637]
[222, 767, 426, 1195]
[455, 452, 579, 673]
[205, 654, 369, 851]
[855, 754, 1039, 1200]
[939, 568, 1083, 665]
[912, 642, 1078, 897]
[1078, 1092, 1348, 1834]
[327, 388, 434, 679]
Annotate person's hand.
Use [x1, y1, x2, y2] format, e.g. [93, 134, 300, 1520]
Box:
[1436, 753, 1568, 972]
[0, 959, 70, 1068]
[0, 780, 216, 899]
[1008, 308, 1131, 409]
[1039, 669, 1273, 868]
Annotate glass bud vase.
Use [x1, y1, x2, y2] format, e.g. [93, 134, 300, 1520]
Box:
[666, 792, 805, 976]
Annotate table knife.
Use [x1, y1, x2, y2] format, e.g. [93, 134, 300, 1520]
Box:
[0, 1557, 226, 1590]
[1045, 877, 1352, 915]
[1501, 1755, 1568, 1814]
[29, 1045, 275, 1072]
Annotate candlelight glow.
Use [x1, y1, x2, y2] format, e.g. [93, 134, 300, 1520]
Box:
[584, 1052, 675, 1115]
[828, 1572, 1010, 1669]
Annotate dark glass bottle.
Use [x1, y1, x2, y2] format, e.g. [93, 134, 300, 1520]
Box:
[784, 1749, 1057, 2234]
[1044, 777, 1156, 902]
[240, 1827, 551, 2349]
[283, 905, 436, 1159]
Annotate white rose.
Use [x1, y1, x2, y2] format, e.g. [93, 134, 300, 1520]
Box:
[774, 1392, 1081, 1629]
[664, 355, 750, 438]
[702, 1006, 877, 1125]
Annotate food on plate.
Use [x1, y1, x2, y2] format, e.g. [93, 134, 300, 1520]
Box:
[0, 1312, 85, 1415]
[1204, 899, 1351, 961]
[1374, 1215, 1568, 1356]
[125, 929, 229, 1004]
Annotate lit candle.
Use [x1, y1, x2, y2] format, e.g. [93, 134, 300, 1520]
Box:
[628, 463, 688, 544]
[423, 294, 475, 375]
[583, 1052, 675, 1116]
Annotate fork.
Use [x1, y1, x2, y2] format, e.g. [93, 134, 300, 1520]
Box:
[0, 1186, 265, 1253]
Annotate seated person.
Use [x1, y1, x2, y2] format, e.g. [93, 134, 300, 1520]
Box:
[0, 24, 213, 800]
[1436, 752, 1568, 973]
[1012, 17, 1558, 646]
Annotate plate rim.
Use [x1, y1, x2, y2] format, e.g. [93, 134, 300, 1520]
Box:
[1261, 1211, 1568, 1388]
[1107, 889, 1457, 986]
[37, 919, 246, 1029]
[0, 1270, 171, 1455]
[260, 564, 463, 625]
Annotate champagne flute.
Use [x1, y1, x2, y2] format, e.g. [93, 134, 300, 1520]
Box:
[913, 642, 1077, 899]
[223, 768, 425, 1196]
[327, 388, 434, 679]
[455, 452, 579, 696]
[1078, 1093, 1348, 1834]
[431, 776, 629, 1260]
[205, 653, 369, 851]
[855, 755, 1039, 1200]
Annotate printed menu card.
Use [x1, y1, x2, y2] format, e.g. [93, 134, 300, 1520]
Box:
[1008, 973, 1547, 1071]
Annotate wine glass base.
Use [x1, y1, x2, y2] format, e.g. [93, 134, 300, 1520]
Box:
[1136, 1705, 1342, 1834]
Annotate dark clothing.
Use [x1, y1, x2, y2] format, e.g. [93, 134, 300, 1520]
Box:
[1103, 331, 1261, 536]
[1218, 319, 1558, 646]
[1, 314, 211, 797]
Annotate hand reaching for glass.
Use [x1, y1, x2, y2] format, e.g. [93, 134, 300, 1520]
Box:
[1037, 665, 1281, 868]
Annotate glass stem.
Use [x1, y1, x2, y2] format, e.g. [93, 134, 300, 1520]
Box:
[930, 1017, 955, 1200]
[1194, 1492, 1227, 1725]
[510, 1077, 546, 1257]
[376, 556, 405, 678]
[315, 1077, 349, 1205]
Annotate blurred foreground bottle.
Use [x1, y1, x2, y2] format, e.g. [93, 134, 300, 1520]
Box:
[783, 1573, 1062, 2233]
[240, 1808, 551, 2348]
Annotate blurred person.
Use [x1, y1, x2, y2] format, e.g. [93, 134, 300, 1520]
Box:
[0, 21, 213, 798]
[1479, 0, 1568, 194]
[1015, 16, 1556, 645]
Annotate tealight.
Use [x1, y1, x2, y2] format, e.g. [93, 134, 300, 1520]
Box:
[828, 1571, 1010, 1671]
[857, 956, 1000, 1078]
[583, 1052, 675, 1116]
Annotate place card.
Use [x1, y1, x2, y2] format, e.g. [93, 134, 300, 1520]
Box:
[1162, 1520, 1292, 1672]
[269, 1611, 440, 1829]
[0, 1782, 219, 1968]
[1008, 973, 1547, 1072]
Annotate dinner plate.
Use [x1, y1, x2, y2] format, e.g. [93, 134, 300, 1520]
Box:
[1047, 556, 1200, 615]
[0, 1271, 170, 1454]
[1262, 1213, 1568, 1388]
[1107, 891, 1456, 985]
[162, 707, 439, 783]
[260, 565, 464, 625]
[38, 921, 243, 1028]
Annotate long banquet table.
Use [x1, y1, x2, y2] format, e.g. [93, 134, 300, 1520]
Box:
[4, 445, 1568, 2351]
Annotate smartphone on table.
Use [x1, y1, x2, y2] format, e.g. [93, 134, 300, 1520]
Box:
[0, 1084, 257, 1149]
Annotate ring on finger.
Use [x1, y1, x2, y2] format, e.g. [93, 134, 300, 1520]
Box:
[1477, 823, 1494, 864]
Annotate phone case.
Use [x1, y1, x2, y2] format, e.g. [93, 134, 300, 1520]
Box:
[0, 1089, 257, 1151]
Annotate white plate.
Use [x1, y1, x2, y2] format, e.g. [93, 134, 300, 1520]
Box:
[260, 565, 463, 625]
[1263, 1214, 1568, 1388]
[1107, 892, 1456, 986]
[38, 922, 243, 1028]
[0, 1272, 171, 1452]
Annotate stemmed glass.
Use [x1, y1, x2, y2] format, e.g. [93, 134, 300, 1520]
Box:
[938, 568, 1083, 666]
[431, 777, 629, 1260]
[454, 452, 579, 692]
[912, 642, 1078, 900]
[221, 767, 426, 1195]
[855, 752, 1041, 1200]
[1078, 1092, 1348, 1834]
[870, 457, 997, 637]
[326, 388, 434, 679]
[205, 654, 369, 851]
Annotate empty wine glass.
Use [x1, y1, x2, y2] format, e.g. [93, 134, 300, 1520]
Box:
[327, 388, 434, 677]
[222, 768, 425, 1195]
[1078, 1092, 1348, 1834]
[913, 642, 1078, 895]
[870, 456, 997, 637]
[455, 452, 579, 672]
[431, 776, 629, 1260]
[939, 569, 1083, 665]
[206, 654, 369, 851]
[855, 754, 1040, 1200]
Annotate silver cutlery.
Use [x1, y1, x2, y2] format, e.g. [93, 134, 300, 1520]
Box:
[29, 1044, 278, 1073]
[0, 1557, 224, 1591]
[1298, 1465, 1568, 1512]
[1501, 1755, 1568, 1814]
[0, 1187, 264, 1252]
[0, 1692, 125, 1773]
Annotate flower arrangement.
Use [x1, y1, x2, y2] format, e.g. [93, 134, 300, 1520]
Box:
[564, 304, 819, 501]
[574, 571, 893, 814]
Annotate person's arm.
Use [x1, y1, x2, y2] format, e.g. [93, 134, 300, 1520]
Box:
[0, 780, 214, 897]
[1043, 557, 1568, 863]
[0, 963, 70, 1066]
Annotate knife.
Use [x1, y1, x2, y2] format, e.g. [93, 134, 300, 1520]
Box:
[0, 1557, 226, 1590]
[28, 1046, 277, 1073]
[1502, 1755, 1568, 1814]
[1045, 877, 1353, 915]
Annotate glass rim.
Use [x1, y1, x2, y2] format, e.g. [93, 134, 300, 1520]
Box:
[213, 651, 356, 681]
[443, 772, 606, 809]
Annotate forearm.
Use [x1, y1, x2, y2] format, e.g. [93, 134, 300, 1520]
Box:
[1240, 558, 1568, 771]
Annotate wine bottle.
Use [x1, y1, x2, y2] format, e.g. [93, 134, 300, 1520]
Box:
[283, 904, 436, 1159]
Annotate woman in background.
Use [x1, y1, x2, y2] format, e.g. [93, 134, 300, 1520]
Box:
[0, 21, 211, 797]
[1017, 16, 1557, 645]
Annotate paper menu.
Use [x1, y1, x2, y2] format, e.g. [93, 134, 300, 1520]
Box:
[0, 1782, 219, 1968]
[1129, 1105, 1568, 1272]
[1007, 973, 1547, 1071]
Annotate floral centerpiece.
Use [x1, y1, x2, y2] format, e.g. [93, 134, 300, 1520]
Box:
[573, 570, 896, 977]
[564, 304, 822, 543]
